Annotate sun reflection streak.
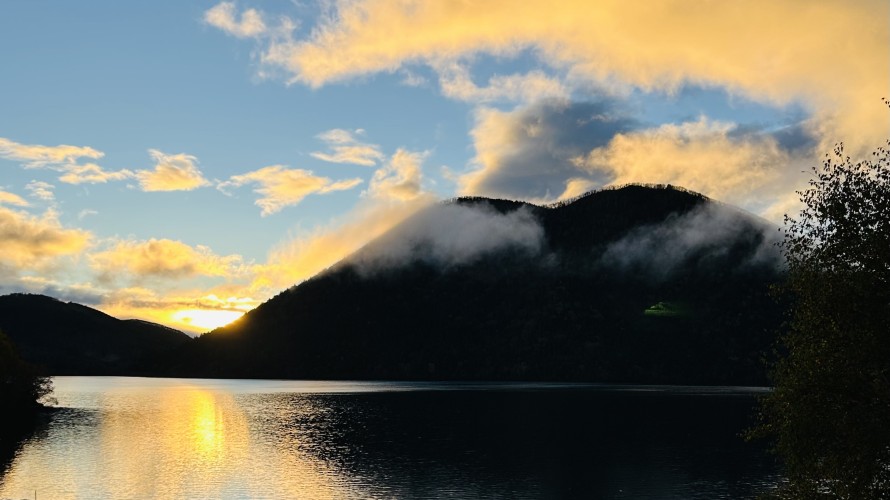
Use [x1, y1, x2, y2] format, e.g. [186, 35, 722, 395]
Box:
[0, 379, 373, 499]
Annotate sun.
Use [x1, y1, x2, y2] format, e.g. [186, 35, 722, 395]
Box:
[172, 309, 244, 331]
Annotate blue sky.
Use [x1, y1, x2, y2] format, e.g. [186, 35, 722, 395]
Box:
[1, 1, 887, 332]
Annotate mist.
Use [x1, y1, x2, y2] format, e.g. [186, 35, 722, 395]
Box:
[600, 203, 784, 280]
[347, 202, 545, 274]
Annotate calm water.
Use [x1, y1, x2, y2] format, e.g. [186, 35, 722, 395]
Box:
[0, 377, 779, 499]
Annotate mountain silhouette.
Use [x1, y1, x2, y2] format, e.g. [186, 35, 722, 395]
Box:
[169, 185, 784, 385]
[0, 294, 190, 375]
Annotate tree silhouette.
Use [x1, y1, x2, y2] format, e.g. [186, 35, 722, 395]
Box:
[753, 108, 890, 498]
[0, 329, 53, 423]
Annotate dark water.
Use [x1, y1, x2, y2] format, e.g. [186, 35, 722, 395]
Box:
[0, 378, 780, 499]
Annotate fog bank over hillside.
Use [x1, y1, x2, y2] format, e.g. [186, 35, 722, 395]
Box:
[601, 203, 783, 279]
[348, 203, 545, 274]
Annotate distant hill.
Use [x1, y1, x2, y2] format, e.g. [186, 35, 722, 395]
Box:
[0, 294, 190, 375]
[169, 185, 785, 385]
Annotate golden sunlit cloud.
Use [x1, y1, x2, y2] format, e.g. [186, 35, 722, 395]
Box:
[436, 62, 569, 104]
[59, 163, 135, 184]
[253, 149, 434, 289]
[0, 136, 104, 168]
[0, 206, 92, 268]
[581, 117, 792, 204]
[137, 149, 211, 192]
[0, 189, 29, 207]
[219, 164, 362, 216]
[90, 238, 251, 283]
[25, 181, 56, 202]
[311, 129, 385, 166]
[224, 0, 889, 152]
[204, 1, 267, 39]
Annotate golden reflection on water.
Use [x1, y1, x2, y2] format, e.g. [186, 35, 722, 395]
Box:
[0, 379, 366, 500]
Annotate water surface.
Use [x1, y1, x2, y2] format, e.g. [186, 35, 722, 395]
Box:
[0, 377, 779, 499]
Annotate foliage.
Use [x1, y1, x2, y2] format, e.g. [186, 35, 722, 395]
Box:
[0, 329, 53, 421]
[753, 133, 890, 498]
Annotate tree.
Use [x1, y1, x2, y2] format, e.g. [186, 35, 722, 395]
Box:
[0, 329, 53, 426]
[753, 113, 890, 498]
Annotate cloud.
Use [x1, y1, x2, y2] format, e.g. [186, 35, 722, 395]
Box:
[59, 163, 135, 184]
[349, 202, 545, 273]
[0, 137, 138, 185]
[310, 128, 385, 166]
[459, 99, 636, 201]
[0, 189, 29, 207]
[601, 203, 783, 280]
[249, 0, 888, 151]
[26, 181, 55, 202]
[204, 2, 267, 38]
[0, 206, 91, 269]
[367, 148, 426, 201]
[0, 137, 103, 168]
[219, 164, 362, 216]
[78, 209, 98, 220]
[90, 238, 251, 284]
[136, 149, 211, 192]
[579, 116, 797, 204]
[98, 286, 260, 334]
[252, 149, 436, 289]
[436, 62, 569, 103]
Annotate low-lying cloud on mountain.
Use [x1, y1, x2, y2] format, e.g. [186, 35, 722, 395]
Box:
[349, 203, 545, 274]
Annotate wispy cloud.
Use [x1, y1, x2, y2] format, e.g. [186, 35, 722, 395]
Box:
[204, 1, 267, 38]
[368, 149, 427, 201]
[0, 137, 103, 168]
[219, 164, 362, 216]
[436, 62, 569, 104]
[0, 137, 135, 185]
[0, 189, 29, 207]
[252, 149, 435, 289]
[26, 181, 55, 202]
[311, 129, 385, 166]
[59, 163, 135, 184]
[136, 149, 211, 192]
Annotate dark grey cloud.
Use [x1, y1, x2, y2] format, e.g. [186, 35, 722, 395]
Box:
[461, 99, 638, 201]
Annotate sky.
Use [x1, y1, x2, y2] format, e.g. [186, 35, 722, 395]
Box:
[1, 0, 887, 333]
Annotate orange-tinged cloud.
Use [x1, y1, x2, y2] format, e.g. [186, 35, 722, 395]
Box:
[219, 164, 363, 216]
[204, 1, 267, 39]
[249, 0, 887, 150]
[311, 129, 385, 166]
[0, 137, 104, 168]
[91, 238, 251, 283]
[137, 149, 211, 192]
[59, 163, 135, 184]
[582, 117, 792, 204]
[0, 190, 29, 207]
[253, 150, 434, 289]
[0, 206, 91, 268]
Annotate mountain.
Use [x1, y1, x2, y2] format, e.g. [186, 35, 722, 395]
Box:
[0, 294, 191, 375]
[170, 185, 785, 385]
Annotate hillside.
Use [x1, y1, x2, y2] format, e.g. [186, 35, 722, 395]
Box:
[170, 185, 784, 385]
[0, 294, 191, 375]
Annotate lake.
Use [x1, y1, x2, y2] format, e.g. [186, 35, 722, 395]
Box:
[0, 377, 780, 499]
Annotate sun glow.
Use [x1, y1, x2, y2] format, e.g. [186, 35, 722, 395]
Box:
[173, 309, 244, 331]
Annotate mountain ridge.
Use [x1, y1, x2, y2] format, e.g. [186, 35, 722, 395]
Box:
[169, 185, 783, 385]
[0, 293, 191, 375]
